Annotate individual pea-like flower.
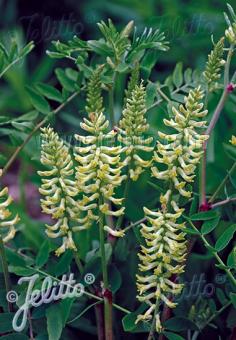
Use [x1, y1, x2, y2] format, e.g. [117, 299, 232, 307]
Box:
[230, 135, 236, 145]
[152, 86, 208, 198]
[225, 5, 236, 45]
[0, 176, 19, 243]
[118, 82, 154, 181]
[203, 37, 225, 92]
[136, 87, 208, 332]
[225, 23, 236, 44]
[74, 112, 126, 230]
[38, 127, 80, 256]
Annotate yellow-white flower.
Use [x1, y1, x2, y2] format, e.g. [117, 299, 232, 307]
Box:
[230, 135, 236, 145]
[74, 112, 126, 230]
[136, 87, 208, 332]
[118, 82, 154, 181]
[0, 185, 19, 243]
[152, 87, 208, 198]
[38, 127, 80, 256]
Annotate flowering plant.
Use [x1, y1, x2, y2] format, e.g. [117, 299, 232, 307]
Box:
[0, 4, 236, 340]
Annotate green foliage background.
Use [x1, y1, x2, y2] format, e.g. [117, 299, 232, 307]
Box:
[0, 1, 236, 340]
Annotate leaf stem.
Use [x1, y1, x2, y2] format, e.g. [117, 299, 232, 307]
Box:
[27, 265, 130, 314]
[0, 48, 33, 79]
[1, 91, 79, 178]
[0, 236, 13, 312]
[211, 197, 236, 209]
[157, 87, 171, 103]
[184, 217, 236, 287]
[209, 162, 236, 203]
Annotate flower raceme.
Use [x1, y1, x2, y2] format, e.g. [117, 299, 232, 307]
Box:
[74, 66, 126, 236]
[153, 86, 208, 198]
[74, 111, 126, 236]
[0, 173, 19, 243]
[118, 82, 154, 181]
[203, 37, 225, 92]
[38, 127, 79, 256]
[136, 87, 208, 332]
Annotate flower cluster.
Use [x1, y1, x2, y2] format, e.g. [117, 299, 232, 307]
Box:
[136, 87, 208, 332]
[74, 67, 126, 235]
[0, 182, 19, 243]
[136, 194, 186, 332]
[38, 127, 79, 256]
[118, 82, 154, 181]
[203, 37, 225, 92]
[0, 187, 20, 243]
[85, 65, 104, 114]
[74, 112, 126, 234]
[152, 86, 208, 198]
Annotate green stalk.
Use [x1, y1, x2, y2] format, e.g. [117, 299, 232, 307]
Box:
[199, 44, 234, 207]
[108, 72, 117, 128]
[73, 250, 84, 274]
[185, 217, 236, 287]
[99, 197, 113, 340]
[115, 171, 131, 231]
[147, 300, 160, 340]
[0, 236, 13, 312]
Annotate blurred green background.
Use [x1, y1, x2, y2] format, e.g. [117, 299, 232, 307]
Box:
[0, 1, 235, 339]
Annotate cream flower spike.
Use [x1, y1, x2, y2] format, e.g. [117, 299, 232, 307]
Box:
[136, 87, 208, 332]
[136, 192, 186, 330]
[153, 86, 208, 198]
[0, 171, 19, 243]
[38, 126, 81, 256]
[74, 67, 126, 231]
[118, 81, 154, 181]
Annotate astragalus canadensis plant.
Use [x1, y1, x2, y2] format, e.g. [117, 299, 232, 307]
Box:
[0, 3, 236, 340]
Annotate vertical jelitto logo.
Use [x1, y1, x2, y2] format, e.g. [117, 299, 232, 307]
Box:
[6, 272, 95, 332]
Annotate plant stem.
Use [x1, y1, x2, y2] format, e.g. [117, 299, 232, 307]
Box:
[123, 216, 147, 233]
[115, 172, 131, 231]
[185, 217, 236, 287]
[99, 198, 113, 340]
[157, 87, 171, 103]
[209, 162, 236, 203]
[73, 251, 106, 339]
[73, 251, 84, 274]
[224, 44, 234, 87]
[199, 44, 234, 207]
[1, 91, 79, 178]
[0, 236, 13, 312]
[108, 72, 117, 127]
[202, 300, 231, 328]
[147, 300, 159, 340]
[200, 88, 229, 206]
[0, 52, 32, 79]
[211, 197, 236, 209]
[27, 263, 130, 315]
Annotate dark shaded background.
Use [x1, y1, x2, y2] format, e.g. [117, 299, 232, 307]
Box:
[0, 0, 232, 70]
